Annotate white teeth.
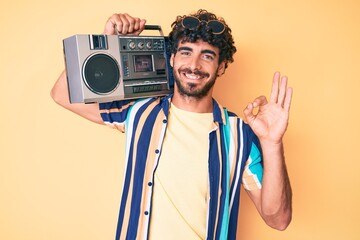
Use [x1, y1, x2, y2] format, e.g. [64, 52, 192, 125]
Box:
[185, 73, 200, 80]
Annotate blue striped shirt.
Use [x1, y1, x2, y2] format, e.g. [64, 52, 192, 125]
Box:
[99, 94, 263, 240]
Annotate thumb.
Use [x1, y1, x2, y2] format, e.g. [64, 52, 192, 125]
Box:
[243, 102, 255, 124]
[140, 19, 146, 29]
[134, 19, 146, 35]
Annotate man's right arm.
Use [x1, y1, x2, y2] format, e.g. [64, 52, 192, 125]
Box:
[50, 13, 146, 125]
[50, 70, 104, 124]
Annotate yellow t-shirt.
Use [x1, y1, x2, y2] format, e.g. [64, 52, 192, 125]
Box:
[149, 104, 213, 240]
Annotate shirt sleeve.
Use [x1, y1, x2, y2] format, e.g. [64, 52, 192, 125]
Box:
[242, 138, 263, 191]
[99, 100, 135, 132]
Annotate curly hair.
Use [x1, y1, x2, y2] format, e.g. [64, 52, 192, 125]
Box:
[168, 9, 237, 70]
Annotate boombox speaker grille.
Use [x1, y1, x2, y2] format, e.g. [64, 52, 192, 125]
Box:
[83, 53, 120, 94]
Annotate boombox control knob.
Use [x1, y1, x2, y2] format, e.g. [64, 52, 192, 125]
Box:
[137, 41, 144, 49]
[146, 41, 152, 49]
[128, 41, 136, 49]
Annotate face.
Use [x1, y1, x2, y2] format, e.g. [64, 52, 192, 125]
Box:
[170, 40, 225, 99]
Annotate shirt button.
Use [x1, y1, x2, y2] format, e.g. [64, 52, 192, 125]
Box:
[148, 182, 153, 186]
[155, 149, 160, 154]
[144, 211, 149, 215]
[163, 119, 167, 124]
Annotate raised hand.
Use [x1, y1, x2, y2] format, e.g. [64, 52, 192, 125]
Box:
[243, 72, 293, 144]
[103, 13, 146, 35]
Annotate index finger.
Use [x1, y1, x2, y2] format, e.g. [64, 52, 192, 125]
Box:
[103, 14, 120, 34]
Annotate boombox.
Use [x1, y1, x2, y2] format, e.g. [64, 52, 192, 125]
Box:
[63, 26, 174, 103]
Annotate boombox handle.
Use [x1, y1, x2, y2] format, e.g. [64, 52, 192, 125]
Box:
[144, 25, 164, 37]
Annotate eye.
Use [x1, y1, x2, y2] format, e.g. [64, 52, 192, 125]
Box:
[203, 54, 215, 61]
[180, 51, 191, 56]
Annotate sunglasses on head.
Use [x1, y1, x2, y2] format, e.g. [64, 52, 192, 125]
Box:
[181, 16, 226, 35]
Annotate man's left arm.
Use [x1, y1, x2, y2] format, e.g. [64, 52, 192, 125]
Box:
[243, 72, 293, 230]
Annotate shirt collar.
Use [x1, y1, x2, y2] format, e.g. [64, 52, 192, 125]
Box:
[160, 94, 227, 125]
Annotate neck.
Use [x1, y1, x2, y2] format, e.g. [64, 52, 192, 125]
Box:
[171, 92, 213, 113]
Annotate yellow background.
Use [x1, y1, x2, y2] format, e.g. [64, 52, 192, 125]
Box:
[1, 0, 359, 239]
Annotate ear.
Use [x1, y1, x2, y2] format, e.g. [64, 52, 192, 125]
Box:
[217, 61, 226, 76]
[170, 54, 175, 67]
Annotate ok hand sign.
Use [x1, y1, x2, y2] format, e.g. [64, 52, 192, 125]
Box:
[243, 72, 293, 144]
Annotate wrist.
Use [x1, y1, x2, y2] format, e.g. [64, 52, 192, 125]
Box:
[259, 137, 283, 146]
[259, 139, 284, 154]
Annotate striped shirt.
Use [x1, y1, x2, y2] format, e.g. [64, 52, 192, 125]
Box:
[99, 94, 263, 240]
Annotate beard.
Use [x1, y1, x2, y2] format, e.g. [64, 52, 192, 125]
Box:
[173, 67, 217, 100]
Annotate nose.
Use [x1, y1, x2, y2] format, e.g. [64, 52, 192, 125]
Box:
[188, 55, 202, 71]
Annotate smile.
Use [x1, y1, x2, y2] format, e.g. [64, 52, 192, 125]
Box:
[180, 68, 209, 81]
[184, 72, 201, 80]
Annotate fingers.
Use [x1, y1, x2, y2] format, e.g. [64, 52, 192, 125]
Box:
[269, 72, 292, 109]
[278, 75, 288, 106]
[103, 13, 146, 35]
[252, 95, 267, 108]
[284, 87, 293, 112]
[243, 96, 268, 124]
[269, 72, 280, 103]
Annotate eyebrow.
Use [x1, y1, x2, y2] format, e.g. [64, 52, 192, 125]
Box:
[178, 46, 217, 57]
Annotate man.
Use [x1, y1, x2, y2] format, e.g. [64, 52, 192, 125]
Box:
[51, 9, 292, 240]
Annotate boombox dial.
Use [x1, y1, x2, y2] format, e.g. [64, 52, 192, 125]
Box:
[128, 41, 136, 49]
[146, 41, 152, 49]
[125, 39, 162, 51]
[137, 41, 144, 49]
